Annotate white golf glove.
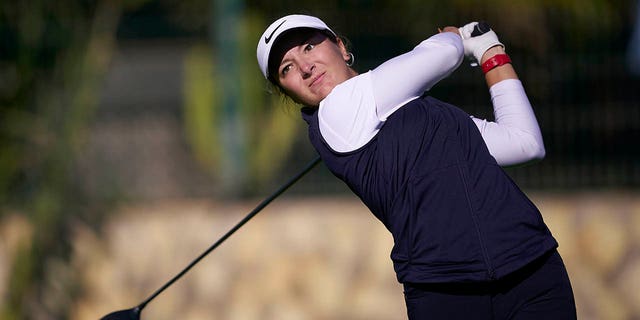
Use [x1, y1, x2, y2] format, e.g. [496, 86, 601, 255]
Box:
[459, 22, 504, 66]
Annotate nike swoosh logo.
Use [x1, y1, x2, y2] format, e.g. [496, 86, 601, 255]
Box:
[265, 20, 287, 44]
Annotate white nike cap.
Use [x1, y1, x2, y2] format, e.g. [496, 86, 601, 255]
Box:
[257, 14, 336, 80]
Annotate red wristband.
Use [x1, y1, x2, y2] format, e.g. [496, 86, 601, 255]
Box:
[481, 54, 511, 74]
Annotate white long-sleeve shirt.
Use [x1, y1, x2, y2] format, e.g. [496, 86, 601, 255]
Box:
[317, 32, 545, 167]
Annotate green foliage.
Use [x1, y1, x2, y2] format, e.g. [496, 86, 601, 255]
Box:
[0, 0, 153, 318]
[239, 11, 303, 187]
[181, 10, 303, 193]
[183, 44, 221, 175]
[0, 0, 637, 318]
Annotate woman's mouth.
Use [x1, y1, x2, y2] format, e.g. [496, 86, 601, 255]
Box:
[310, 72, 325, 87]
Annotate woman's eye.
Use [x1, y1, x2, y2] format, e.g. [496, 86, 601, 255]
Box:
[305, 44, 315, 51]
[281, 65, 291, 76]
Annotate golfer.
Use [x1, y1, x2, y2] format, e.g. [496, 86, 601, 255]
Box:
[257, 14, 576, 319]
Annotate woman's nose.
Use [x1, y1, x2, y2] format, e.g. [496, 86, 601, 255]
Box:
[300, 61, 314, 78]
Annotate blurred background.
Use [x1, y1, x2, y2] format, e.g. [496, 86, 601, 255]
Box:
[1, 0, 639, 319]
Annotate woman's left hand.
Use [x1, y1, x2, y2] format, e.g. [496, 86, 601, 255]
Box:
[438, 26, 460, 35]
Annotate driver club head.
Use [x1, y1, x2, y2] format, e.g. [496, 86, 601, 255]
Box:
[100, 307, 141, 320]
[99, 157, 321, 320]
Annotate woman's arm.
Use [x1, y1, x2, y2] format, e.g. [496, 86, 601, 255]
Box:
[461, 26, 546, 166]
[370, 31, 464, 120]
[471, 78, 546, 167]
[318, 30, 463, 153]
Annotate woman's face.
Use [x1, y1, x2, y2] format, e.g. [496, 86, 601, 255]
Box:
[272, 30, 356, 106]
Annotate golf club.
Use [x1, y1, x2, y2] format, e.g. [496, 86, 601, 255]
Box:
[465, 21, 492, 67]
[471, 21, 491, 37]
[100, 156, 322, 320]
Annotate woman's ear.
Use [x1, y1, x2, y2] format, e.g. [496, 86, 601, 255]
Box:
[336, 38, 350, 61]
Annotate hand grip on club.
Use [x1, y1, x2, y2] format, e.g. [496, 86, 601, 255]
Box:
[466, 21, 493, 67]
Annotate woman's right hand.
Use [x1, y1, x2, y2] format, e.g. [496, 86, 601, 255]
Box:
[458, 22, 504, 65]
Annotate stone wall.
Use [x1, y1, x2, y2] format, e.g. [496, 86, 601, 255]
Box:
[2, 192, 639, 319]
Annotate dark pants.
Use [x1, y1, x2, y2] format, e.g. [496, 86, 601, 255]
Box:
[403, 250, 576, 320]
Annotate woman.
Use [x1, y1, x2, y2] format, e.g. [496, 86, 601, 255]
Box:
[256, 14, 576, 319]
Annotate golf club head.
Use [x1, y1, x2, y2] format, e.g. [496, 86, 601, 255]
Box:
[98, 158, 321, 320]
[100, 307, 141, 320]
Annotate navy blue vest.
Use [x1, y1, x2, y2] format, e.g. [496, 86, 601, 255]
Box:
[302, 95, 557, 284]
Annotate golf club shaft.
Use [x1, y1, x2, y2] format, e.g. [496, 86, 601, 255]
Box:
[136, 156, 322, 311]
